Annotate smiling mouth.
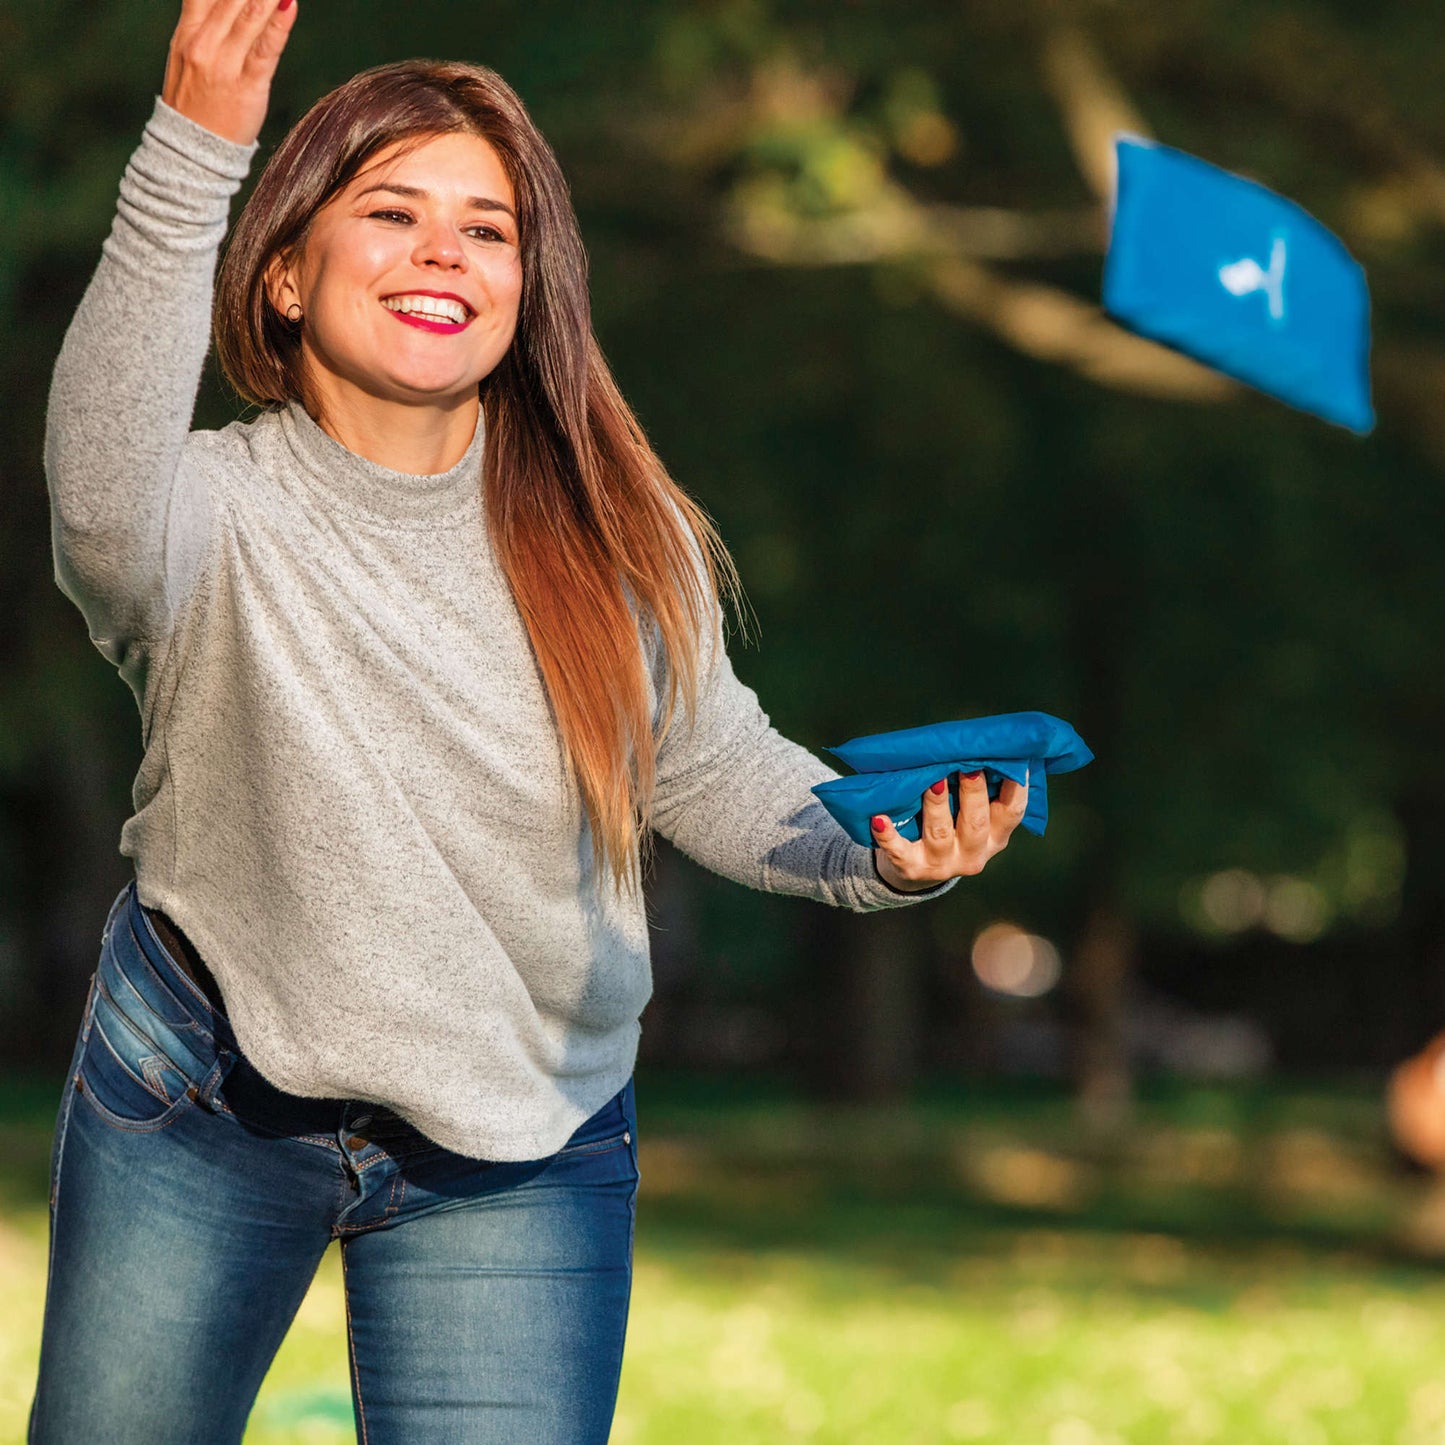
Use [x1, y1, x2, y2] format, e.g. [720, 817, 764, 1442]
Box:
[381, 293, 473, 330]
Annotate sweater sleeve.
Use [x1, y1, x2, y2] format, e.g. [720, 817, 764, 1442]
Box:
[649, 605, 958, 911]
[45, 98, 256, 666]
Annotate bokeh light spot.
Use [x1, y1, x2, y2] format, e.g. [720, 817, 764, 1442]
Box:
[972, 922, 1062, 997]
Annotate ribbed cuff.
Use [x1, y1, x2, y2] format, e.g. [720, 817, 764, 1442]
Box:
[146, 96, 259, 182]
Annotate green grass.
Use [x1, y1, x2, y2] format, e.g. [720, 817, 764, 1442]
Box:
[5, 1074, 1445, 1443]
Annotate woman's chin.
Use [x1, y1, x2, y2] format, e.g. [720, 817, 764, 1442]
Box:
[341, 370, 487, 410]
[309, 339, 505, 412]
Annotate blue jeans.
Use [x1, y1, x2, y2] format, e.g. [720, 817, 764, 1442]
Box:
[27, 882, 639, 1444]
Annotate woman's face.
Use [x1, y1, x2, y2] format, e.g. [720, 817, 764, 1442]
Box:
[269, 130, 523, 414]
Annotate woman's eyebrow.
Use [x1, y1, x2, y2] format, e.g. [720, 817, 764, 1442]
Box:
[356, 181, 516, 221]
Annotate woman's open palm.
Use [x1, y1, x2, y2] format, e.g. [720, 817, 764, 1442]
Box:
[162, 0, 298, 146]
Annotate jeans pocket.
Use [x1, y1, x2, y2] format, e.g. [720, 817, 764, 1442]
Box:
[556, 1129, 633, 1158]
[121, 908, 217, 1035]
[75, 978, 198, 1131]
[555, 1083, 634, 1157]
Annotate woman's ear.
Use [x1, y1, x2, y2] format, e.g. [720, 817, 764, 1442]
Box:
[264, 250, 301, 321]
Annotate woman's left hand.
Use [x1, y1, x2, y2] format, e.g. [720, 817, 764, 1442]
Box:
[871, 770, 1028, 891]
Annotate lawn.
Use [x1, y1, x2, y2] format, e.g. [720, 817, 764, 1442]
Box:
[4, 1073, 1445, 1444]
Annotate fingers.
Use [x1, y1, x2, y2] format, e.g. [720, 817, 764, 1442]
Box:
[183, 0, 288, 66]
[871, 769, 1029, 889]
[246, 0, 300, 73]
[175, 0, 238, 26]
[919, 776, 955, 850]
[163, 0, 295, 145]
[870, 813, 934, 893]
[173, 0, 254, 45]
[870, 812, 905, 857]
[953, 770, 991, 872]
[876, 779, 957, 887]
[871, 810, 924, 873]
[232, 0, 295, 68]
[992, 773, 1029, 836]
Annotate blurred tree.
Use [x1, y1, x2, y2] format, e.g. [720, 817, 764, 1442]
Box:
[610, 0, 1445, 1114]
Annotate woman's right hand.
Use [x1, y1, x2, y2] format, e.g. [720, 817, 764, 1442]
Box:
[161, 0, 299, 147]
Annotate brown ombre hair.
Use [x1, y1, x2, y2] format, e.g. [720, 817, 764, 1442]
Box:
[215, 60, 741, 893]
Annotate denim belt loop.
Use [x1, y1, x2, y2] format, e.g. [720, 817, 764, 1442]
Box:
[192, 1047, 237, 1112]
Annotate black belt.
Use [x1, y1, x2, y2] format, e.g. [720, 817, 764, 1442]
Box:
[221, 1050, 352, 1133]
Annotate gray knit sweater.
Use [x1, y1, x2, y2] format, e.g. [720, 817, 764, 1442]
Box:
[44, 98, 951, 1160]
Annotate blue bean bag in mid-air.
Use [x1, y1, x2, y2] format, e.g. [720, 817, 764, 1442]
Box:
[1103, 135, 1374, 434]
[812, 711, 1093, 847]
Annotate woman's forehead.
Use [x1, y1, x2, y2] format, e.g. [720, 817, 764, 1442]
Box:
[346, 131, 515, 203]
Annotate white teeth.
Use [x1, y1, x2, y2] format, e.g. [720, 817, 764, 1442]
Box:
[382, 295, 469, 325]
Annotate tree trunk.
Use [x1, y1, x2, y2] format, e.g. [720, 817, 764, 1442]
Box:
[1068, 900, 1137, 1130]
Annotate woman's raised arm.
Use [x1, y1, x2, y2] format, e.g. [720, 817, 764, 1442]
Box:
[45, 0, 296, 662]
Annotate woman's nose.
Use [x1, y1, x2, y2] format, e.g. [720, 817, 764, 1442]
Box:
[411, 219, 466, 270]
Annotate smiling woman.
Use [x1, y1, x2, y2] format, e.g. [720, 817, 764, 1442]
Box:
[267, 130, 520, 422]
[28, 3, 1024, 1442]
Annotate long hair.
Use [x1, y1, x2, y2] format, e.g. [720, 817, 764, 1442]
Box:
[214, 61, 741, 893]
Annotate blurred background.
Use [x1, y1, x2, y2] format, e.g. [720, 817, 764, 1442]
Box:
[5, 1, 1445, 1441]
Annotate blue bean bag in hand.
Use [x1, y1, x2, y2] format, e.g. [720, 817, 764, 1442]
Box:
[812, 711, 1093, 847]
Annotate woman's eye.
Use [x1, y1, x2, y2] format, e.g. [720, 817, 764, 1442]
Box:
[466, 225, 507, 243]
[369, 209, 413, 223]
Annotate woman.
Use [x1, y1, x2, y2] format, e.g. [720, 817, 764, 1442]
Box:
[30, 2, 1029, 1440]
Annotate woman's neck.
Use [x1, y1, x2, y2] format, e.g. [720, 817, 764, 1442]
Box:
[308, 388, 481, 476]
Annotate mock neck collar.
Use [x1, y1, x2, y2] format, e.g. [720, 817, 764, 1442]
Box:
[277, 401, 484, 527]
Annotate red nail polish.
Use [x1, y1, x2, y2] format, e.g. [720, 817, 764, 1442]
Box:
[871, 815, 889, 832]
[279, 0, 294, 10]
[963, 771, 983, 781]
[930, 780, 947, 795]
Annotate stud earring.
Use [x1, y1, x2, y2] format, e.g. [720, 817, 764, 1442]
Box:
[285, 303, 303, 323]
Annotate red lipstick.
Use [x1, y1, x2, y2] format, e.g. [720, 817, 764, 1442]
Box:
[388, 312, 469, 334]
[380, 290, 474, 334]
